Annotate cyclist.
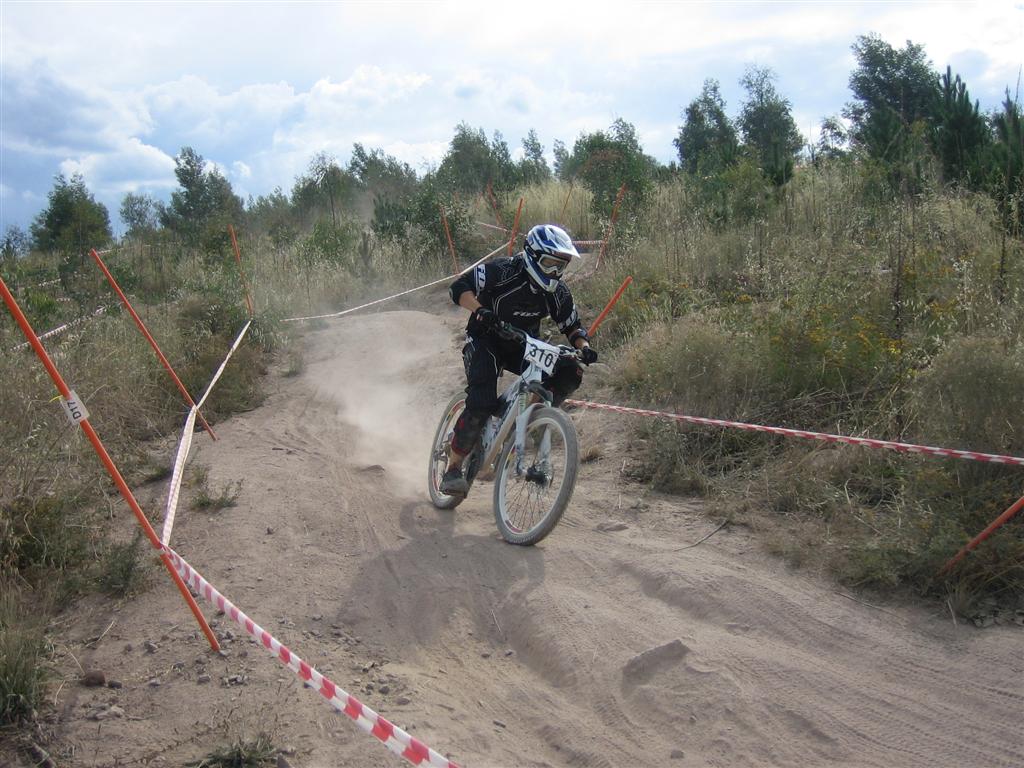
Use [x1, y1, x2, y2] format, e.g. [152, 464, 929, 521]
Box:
[440, 224, 598, 497]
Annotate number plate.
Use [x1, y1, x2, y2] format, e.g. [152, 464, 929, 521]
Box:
[524, 338, 559, 375]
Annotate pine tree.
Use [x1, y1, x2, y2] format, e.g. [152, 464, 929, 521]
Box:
[738, 66, 804, 186]
[674, 79, 738, 175]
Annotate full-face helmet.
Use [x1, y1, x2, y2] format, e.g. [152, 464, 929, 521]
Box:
[521, 224, 580, 292]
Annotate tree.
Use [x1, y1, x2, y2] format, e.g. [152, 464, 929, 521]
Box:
[246, 187, 296, 251]
[991, 92, 1024, 235]
[844, 34, 939, 160]
[292, 152, 357, 226]
[2, 225, 29, 263]
[347, 143, 420, 239]
[518, 129, 551, 185]
[932, 66, 991, 187]
[30, 173, 111, 257]
[815, 116, 849, 162]
[738, 66, 804, 186]
[560, 118, 659, 214]
[119, 192, 158, 236]
[159, 147, 243, 247]
[436, 123, 516, 193]
[348, 143, 418, 199]
[552, 139, 570, 180]
[674, 79, 738, 175]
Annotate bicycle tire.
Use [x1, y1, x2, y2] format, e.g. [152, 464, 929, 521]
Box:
[492, 406, 578, 545]
[427, 393, 469, 510]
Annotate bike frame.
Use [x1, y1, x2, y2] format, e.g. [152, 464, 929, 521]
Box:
[470, 331, 574, 482]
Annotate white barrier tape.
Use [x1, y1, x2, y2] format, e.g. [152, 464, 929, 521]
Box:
[196, 320, 251, 410]
[161, 407, 197, 546]
[474, 221, 602, 247]
[283, 245, 504, 323]
[27, 278, 62, 289]
[476, 220, 512, 234]
[163, 547, 460, 767]
[10, 306, 109, 351]
[160, 319, 251, 546]
[567, 400, 1024, 467]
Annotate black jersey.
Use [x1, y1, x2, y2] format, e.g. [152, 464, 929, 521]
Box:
[449, 255, 586, 342]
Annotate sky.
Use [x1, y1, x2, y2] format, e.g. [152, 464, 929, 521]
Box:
[1, 1, 1022, 236]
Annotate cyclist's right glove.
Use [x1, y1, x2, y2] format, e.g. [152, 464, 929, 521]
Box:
[580, 346, 598, 365]
[474, 307, 499, 330]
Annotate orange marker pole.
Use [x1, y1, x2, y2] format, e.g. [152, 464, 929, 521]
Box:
[486, 182, 505, 228]
[0, 275, 220, 652]
[939, 494, 1024, 576]
[559, 180, 575, 220]
[89, 249, 217, 441]
[439, 205, 459, 273]
[597, 183, 627, 269]
[507, 197, 524, 256]
[587, 275, 633, 338]
[228, 225, 254, 318]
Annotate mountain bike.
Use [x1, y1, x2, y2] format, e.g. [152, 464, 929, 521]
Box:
[427, 323, 582, 545]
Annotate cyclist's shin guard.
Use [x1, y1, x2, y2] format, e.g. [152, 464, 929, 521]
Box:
[451, 410, 488, 456]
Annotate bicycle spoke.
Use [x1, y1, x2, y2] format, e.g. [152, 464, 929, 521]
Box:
[499, 415, 569, 536]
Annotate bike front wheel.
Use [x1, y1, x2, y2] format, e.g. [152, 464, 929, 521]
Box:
[493, 406, 579, 545]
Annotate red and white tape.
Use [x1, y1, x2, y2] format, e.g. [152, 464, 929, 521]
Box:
[567, 400, 1024, 467]
[283, 244, 505, 323]
[161, 320, 252, 546]
[9, 306, 109, 351]
[162, 546, 459, 768]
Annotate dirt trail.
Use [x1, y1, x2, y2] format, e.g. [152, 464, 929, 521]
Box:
[44, 304, 1023, 768]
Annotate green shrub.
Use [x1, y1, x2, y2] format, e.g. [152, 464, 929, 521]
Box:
[98, 533, 151, 597]
[617, 317, 769, 419]
[0, 583, 49, 724]
[909, 336, 1024, 457]
[0, 497, 90, 578]
[189, 733, 277, 768]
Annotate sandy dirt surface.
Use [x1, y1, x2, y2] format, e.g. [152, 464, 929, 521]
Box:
[29, 302, 1024, 767]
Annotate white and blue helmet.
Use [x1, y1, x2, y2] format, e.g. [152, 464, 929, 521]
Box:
[522, 224, 580, 292]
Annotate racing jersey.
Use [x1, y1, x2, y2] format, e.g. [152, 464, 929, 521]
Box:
[449, 254, 587, 343]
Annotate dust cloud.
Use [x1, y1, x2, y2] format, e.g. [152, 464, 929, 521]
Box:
[305, 310, 464, 495]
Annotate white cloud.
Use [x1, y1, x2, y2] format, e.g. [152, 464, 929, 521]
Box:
[309, 66, 430, 108]
[2, 0, 1021, 234]
[58, 137, 176, 199]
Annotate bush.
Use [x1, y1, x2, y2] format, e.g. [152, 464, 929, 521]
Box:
[189, 733, 277, 768]
[98, 533, 151, 597]
[909, 336, 1024, 456]
[617, 317, 769, 419]
[0, 583, 49, 725]
[0, 497, 91, 580]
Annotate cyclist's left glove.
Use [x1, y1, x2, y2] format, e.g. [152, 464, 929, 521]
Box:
[580, 346, 598, 365]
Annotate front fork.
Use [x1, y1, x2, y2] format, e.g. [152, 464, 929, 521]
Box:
[513, 390, 551, 477]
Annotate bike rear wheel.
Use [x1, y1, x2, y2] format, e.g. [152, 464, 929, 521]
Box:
[493, 406, 578, 545]
[427, 393, 469, 509]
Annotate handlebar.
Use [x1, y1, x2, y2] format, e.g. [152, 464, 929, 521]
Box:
[495, 321, 588, 364]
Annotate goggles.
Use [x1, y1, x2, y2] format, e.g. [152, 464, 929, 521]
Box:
[537, 253, 571, 276]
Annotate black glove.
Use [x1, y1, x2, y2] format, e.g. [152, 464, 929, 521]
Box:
[473, 307, 499, 330]
[580, 346, 598, 365]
